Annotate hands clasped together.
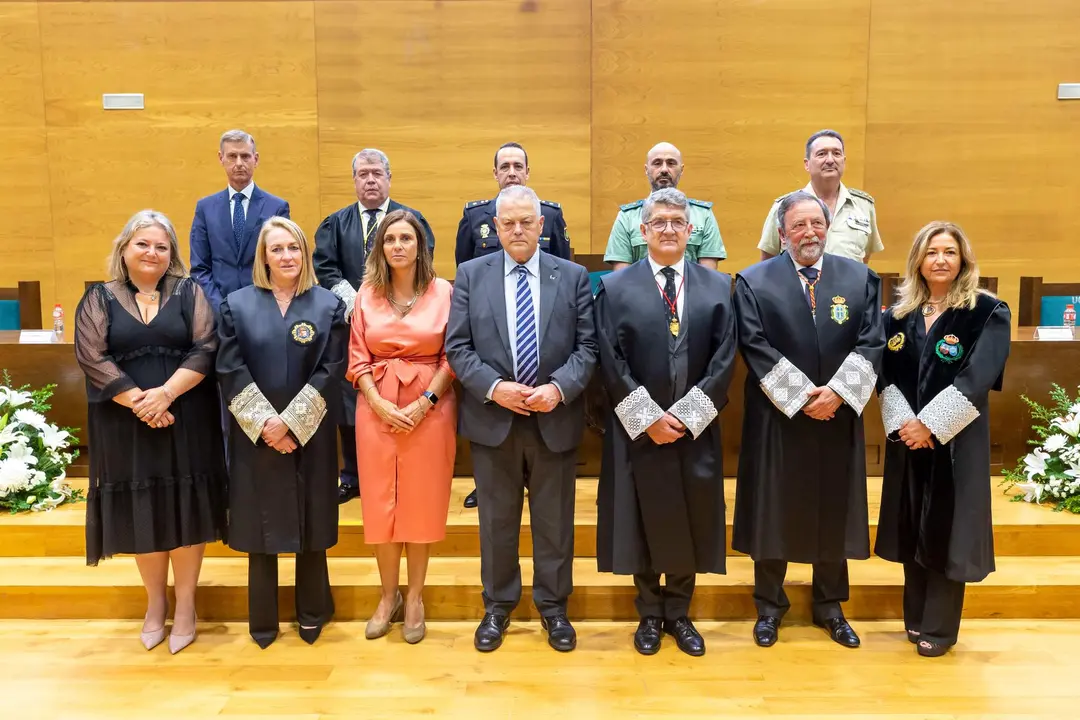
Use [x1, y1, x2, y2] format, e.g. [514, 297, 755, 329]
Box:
[897, 418, 935, 450]
[130, 386, 176, 429]
[491, 381, 562, 416]
[370, 392, 435, 434]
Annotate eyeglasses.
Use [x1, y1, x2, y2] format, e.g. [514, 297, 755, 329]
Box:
[647, 218, 688, 232]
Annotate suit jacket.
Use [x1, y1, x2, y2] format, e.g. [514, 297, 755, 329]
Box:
[189, 185, 290, 310]
[454, 198, 570, 266]
[445, 250, 598, 453]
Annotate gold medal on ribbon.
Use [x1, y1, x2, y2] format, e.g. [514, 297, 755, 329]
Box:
[669, 318, 680, 337]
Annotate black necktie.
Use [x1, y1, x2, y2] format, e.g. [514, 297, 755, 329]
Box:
[661, 266, 678, 325]
[799, 266, 820, 311]
[364, 209, 380, 252]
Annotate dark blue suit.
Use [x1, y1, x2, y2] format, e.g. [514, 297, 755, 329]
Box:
[189, 185, 290, 310]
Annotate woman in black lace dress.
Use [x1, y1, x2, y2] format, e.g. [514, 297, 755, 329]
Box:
[74, 210, 227, 654]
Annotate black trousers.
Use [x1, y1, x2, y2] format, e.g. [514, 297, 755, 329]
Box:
[248, 551, 335, 641]
[470, 415, 577, 618]
[634, 571, 696, 622]
[753, 559, 849, 622]
[903, 562, 966, 646]
[338, 425, 359, 488]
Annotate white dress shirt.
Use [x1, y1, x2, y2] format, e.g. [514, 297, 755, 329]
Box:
[358, 197, 391, 238]
[647, 255, 686, 322]
[228, 181, 255, 221]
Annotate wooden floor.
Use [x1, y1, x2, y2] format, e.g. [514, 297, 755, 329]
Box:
[1, 619, 1077, 719]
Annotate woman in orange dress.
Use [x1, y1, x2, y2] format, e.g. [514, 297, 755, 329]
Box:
[346, 209, 456, 645]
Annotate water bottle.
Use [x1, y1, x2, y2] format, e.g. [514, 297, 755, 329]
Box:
[52, 303, 64, 339]
[1064, 304, 1076, 328]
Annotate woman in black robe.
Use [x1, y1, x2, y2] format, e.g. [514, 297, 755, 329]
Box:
[876, 220, 1010, 657]
[217, 217, 348, 649]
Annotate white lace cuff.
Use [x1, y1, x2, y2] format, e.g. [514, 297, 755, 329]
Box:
[281, 383, 328, 446]
[827, 352, 877, 416]
[917, 385, 980, 444]
[760, 357, 815, 418]
[330, 279, 358, 320]
[228, 383, 277, 444]
[880, 384, 916, 435]
[614, 386, 665, 440]
[668, 386, 718, 440]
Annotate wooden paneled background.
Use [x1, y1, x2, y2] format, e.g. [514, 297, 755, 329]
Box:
[2, 0, 1078, 324]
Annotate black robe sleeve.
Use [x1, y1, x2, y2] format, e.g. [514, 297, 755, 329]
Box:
[215, 299, 277, 444]
[280, 298, 349, 445]
[824, 272, 883, 416]
[74, 283, 138, 403]
[313, 213, 357, 319]
[733, 275, 816, 418]
[918, 302, 1011, 444]
[594, 282, 665, 440]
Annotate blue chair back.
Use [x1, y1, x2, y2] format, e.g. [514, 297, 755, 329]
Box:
[588, 270, 611, 296]
[0, 300, 20, 330]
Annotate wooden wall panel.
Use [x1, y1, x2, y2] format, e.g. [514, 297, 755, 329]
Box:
[37, 1, 320, 318]
[592, 0, 872, 266]
[0, 2, 56, 326]
[865, 0, 1080, 315]
[314, 0, 592, 276]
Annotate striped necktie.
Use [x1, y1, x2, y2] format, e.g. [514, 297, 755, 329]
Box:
[232, 192, 245, 254]
[364, 209, 380, 253]
[799, 266, 821, 312]
[514, 265, 538, 386]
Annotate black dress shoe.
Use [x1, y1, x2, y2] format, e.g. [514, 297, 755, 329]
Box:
[663, 617, 705, 657]
[815, 617, 861, 648]
[753, 615, 780, 647]
[474, 613, 510, 652]
[298, 625, 323, 645]
[540, 614, 576, 652]
[634, 616, 663, 655]
[916, 639, 950, 657]
[337, 484, 359, 505]
[251, 631, 278, 649]
[463, 489, 478, 509]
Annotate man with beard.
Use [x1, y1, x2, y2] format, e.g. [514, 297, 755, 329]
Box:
[595, 188, 736, 657]
[758, 129, 883, 263]
[604, 142, 726, 270]
[312, 148, 436, 504]
[733, 190, 884, 650]
[454, 141, 572, 509]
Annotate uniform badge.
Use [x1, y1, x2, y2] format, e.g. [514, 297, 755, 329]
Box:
[290, 321, 316, 346]
[829, 296, 849, 325]
[935, 334, 963, 363]
[480, 223, 490, 239]
[887, 332, 905, 352]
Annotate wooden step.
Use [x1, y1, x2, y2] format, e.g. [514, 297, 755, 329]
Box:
[3, 555, 1079, 622]
[3, 477, 1077, 558]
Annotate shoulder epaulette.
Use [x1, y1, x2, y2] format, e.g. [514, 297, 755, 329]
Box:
[688, 198, 713, 209]
[540, 199, 561, 209]
[619, 200, 644, 212]
[465, 199, 492, 209]
[849, 188, 875, 203]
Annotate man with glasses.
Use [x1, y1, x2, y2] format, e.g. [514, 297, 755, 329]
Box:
[603, 142, 726, 270]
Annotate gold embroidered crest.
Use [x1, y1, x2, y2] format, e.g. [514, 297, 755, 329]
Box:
[887, 332, 905, 352]
[829, 296, 849, 325]
[290, 321, 316, 345]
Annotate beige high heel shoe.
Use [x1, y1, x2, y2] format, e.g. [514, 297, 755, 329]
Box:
[168, 612, 197, 655]
[403, 601, 426, 644]
[365, 591, 403, 639]
[140, 626, 167, 651]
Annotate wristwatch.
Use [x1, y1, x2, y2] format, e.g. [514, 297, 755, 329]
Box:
[422, 390, 439, 406]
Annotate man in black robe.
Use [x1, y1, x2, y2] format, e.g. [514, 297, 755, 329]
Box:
[312, 148, 435, 503]
[733, 190, 884, 649]
[595, 188, 737, 657]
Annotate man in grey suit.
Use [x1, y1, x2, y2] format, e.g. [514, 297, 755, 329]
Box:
[446, 185, 598, 654]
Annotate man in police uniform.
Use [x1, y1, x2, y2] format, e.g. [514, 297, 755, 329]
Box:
[455, 141, 571, 509]
[758, 129, 883, 263]
[603, 142, 726, 270]
[454, 142, 571, 267]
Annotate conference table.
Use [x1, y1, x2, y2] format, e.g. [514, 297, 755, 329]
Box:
[2, 328, 1077, 478]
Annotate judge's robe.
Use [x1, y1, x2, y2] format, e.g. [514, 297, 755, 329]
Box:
[595, 260, 737, 576]
[732, 253, 884, 563]
[216, 285, 348, 554]
[876, 295, 1010, 583]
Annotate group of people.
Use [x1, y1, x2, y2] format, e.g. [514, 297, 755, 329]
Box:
[73, 128, 1010, 662]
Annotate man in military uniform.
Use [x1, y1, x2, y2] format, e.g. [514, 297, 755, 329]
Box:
[455, 141, 571, 510]
[603, 142, 726, 270]
[454, 142, 571, 267]
[758, 129, 883, 263]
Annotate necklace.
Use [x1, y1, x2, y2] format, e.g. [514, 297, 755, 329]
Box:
[136, 290, 159, 302]
[389, 291, 416, 309]
[922, 297, 946, 317]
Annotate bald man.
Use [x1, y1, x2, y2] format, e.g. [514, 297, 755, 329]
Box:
[603, 143, 726, 270]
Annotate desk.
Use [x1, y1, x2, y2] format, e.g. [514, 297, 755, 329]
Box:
[2, 329, 1077, 478]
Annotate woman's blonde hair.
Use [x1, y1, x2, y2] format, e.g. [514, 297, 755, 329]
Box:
[107, 210, 187, 282]
[362, 209, 436, 300]
[252, 216, 317, 294]
[893, 221, 987, 319]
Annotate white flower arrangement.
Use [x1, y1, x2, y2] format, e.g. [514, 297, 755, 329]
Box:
[1003, 385, 1080, 513]
[0, 372, 82, 513]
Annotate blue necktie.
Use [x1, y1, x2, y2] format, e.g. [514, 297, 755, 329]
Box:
[514, 265, 538, 387]
[232, 192, 246, 255]
[363, 209, 380, 253]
